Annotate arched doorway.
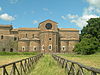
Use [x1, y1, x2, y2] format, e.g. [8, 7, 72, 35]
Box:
[2, 48, 5, 52]
[10, 48, 13, 52]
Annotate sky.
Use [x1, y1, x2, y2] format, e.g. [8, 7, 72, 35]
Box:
[0, 0, 100, 31]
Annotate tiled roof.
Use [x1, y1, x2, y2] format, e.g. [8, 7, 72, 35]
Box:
[0, 25, 12, 27]
[59, 28, 79, 31]
[60, 38, 79, 41]
[18, 28, 40, 30]
[11, 29, 18, 31]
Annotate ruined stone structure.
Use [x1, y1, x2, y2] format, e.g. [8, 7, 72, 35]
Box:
[0, 20, 79, 53]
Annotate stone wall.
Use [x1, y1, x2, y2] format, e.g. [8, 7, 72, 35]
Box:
[0, 20, 79, 53]
[0, 35, 18, 52]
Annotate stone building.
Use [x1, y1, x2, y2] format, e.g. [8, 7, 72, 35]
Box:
[0, 20, 79, 53]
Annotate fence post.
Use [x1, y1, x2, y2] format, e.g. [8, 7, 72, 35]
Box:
[12, 63, 16, 75]
[20, 61, 22, 75]
[2, 66, 8, 75]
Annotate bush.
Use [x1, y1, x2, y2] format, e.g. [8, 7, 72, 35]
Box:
[74, 38, 97, 55]
[74, 18, 100, 55]
[0, 52, 39, 55]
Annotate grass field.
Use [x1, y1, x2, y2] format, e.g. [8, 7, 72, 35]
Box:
[0, 52, 100, 75]
[58, 52, 100, 68]
[0, 55, 33, 66]
[0, 52, 37, 75]
[28, 54, 66, 75]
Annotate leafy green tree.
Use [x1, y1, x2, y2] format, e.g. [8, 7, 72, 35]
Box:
[74, 18, 100, 55]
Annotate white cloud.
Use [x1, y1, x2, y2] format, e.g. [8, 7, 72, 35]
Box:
[0, 7, 2, 11]
[0, 13, 15, 21]
[86, 0, 100, 8]
[71, 14, 99, 28]
[96, 9, 100, 13]
[32, 20, 38, 24]
[61, 0, 100, 29]
[61, 16, 67, 20]
[8, 0, 19, 4]
[67, 14, 78, 19]
[84, 6, 100, 15]
[62, 13, 99, 29]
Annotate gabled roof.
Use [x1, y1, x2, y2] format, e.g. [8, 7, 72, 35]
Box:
[39, 19, 58, 24]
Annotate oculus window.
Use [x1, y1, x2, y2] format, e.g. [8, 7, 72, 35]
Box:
[45, 23, 52, 29]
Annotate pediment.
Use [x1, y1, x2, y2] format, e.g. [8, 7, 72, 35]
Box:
[39, 19, 58, 25]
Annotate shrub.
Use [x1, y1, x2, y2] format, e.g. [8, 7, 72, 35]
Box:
[0, 52, 38, 55]
[74, 18, 100, 55]
[74, 38, 97, 55]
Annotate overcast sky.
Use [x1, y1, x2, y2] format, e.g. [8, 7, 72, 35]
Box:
[0, 0, 100, 30]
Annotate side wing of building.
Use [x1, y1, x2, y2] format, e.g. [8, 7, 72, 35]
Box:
[16, 28, 40, 52]
[59, 28, 79, 53]
[0, 25, 18, 52]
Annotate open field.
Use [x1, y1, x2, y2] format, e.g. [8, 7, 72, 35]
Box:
[0, 55, 33, 66]
[0, 52, 100, 75]
[0, 52, 38, 66]
[28, 54, 66, 75]
[58, 52, 100, 68]
[0, 52, 38, 75]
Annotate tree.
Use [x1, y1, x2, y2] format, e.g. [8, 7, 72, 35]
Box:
[74, 18, 100, 55]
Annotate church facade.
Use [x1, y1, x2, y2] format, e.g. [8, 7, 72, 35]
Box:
[0, 20, 79, 53]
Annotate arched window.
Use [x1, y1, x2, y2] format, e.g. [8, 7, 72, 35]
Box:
[62, 46, 66, 51]
[49, 45, 52, 50]
[1, 35, 3, 39]
[32, 34, 34, 38]
[22, 46, 25, 51]
[26, 34, 27, 38]
[14, 37, 17, 41]
[33, 46, 37, 51]
[41, 45, 44, 50]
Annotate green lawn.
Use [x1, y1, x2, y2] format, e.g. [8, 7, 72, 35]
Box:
[0, 55, 34, 75]
[58, 52, 100, 68]
[0, 52, 38, 66]
[0, 53, 99, 75]
[28, 54, 66, 75]
[0, 55, 33, 66]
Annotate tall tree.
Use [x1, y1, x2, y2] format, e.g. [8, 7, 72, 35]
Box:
[74, 18, 100, 55]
